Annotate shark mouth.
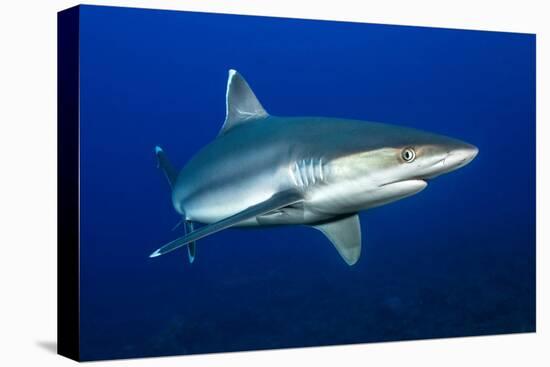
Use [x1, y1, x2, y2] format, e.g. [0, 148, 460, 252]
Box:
[381, 179, 427, 187]
[378, 179, 428, 199]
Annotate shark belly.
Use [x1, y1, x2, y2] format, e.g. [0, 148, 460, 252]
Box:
[172, 132, 302, 226]
[175, 170, 285, 225]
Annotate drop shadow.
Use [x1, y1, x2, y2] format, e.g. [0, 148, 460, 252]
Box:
[36, 340, 57, 354]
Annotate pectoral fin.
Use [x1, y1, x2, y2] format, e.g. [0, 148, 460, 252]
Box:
[150, 189, 303, 258]
[314, 215, 362, 266]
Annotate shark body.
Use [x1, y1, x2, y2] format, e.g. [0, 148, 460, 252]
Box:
[151, 70, 478, 265]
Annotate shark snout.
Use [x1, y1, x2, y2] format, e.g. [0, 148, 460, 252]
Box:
[444, 143, 478, 170]
[421, 141, 478, 180]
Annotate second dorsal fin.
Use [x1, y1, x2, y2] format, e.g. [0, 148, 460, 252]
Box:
[219, 69, 268, 135]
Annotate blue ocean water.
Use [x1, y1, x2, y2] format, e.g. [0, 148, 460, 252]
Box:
[77, 5, 536, 361]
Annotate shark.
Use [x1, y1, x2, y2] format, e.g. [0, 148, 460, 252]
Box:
[150, 69, 478, 265]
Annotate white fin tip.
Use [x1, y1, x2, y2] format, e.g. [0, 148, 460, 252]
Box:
[149, 249, 162, 258]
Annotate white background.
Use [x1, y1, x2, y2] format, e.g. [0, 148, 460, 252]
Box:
[0, 0, 547, 365]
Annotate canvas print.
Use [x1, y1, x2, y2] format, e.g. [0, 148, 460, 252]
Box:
[57, 5, 536, 361]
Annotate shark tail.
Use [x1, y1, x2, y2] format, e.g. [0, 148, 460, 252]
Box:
[154, 146, 178, 189]
[184, 221, 197, 263]
[154, 146, 197, 263]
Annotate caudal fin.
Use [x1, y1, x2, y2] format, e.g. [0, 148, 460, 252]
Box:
[184, 221, 197, 263]
[154, 146, 178, 189]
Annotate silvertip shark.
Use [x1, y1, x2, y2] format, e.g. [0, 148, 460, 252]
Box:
[150, 69, 478, 265]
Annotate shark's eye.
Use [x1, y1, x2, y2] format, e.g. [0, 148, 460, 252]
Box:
[401, 147, 416, 162]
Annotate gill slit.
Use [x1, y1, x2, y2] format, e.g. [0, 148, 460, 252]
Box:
[290, 158, 327, 189]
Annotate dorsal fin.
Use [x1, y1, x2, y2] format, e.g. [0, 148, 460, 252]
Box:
[219, 69, 268, 135]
